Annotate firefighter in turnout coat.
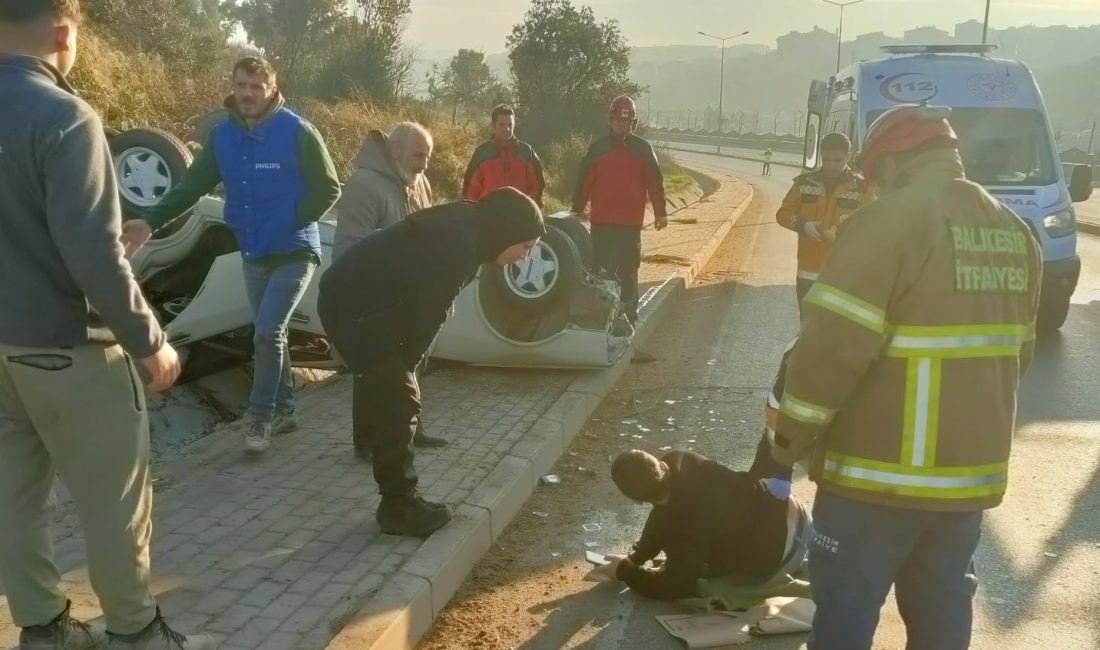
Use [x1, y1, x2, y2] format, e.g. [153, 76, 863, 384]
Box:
[771, 105, 1042, 650]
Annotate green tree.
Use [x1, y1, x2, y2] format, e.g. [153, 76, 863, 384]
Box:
[507, 0, 641, 147]
[307, 0, 415, 100]
[231, 0, 344, 89]
[428, 49, 509, 123]
[84, 0, 229, 70]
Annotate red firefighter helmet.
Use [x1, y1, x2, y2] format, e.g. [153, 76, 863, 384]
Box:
[861, 104, 959, 182]
[609, 95, 638, 121]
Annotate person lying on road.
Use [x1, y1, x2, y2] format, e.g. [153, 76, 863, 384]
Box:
[592, 449, 812, 601]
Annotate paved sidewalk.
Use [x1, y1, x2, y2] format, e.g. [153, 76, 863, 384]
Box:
[0, 175, 752, 650]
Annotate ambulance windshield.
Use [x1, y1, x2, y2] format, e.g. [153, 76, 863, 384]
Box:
[866, 108, 1057, 187]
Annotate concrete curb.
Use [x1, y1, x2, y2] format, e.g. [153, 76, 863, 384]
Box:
[1076, 219, 1100, 238]
[326, 177, 755, 650]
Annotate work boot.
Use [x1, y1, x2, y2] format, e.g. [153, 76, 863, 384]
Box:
[376, 493, 453, 537]
[271, 411, 299, 435]
[18, 601, 97, 650]
[243, 420, 272, 454]
[413, 422, 448, 449]
[106, 608, 216, 649]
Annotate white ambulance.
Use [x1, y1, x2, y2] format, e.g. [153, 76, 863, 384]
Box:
[801, 44, 1094, 330]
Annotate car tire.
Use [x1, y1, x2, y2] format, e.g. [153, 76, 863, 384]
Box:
[1037, 291, 1071, 332]
[546, 213, 594, 269]
[479, 224, 583, 315]
[191, 109, 228, 147]
[110, 128, 193, 220]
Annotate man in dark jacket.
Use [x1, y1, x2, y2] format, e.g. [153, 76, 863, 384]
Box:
[594, 450, 812, 601]
[573, 96, 668, 324]
[463, 104, 546, 206]
[318, 187, 545, 536]
[122, 56, 341, 456]
[0, 1, 212, 647]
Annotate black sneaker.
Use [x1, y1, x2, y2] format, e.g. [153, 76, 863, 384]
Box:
[106, 608, 216, 649]
[376, 493, 453, 537]
[18, 600, 96, 650]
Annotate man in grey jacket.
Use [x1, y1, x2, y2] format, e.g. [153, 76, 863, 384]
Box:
[334, 122, 447, 456]
[0, 1, 212, 648]
[333, 122, 434, 259]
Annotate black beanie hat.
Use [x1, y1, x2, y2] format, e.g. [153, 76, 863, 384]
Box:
[473, 187, 547, 262]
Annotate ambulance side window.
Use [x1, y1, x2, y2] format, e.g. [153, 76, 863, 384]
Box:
[827, 93, 855, 139]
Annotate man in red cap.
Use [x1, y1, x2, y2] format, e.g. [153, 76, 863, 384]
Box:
[770, 104, 1041, 649]
[573, 95, 668, 324]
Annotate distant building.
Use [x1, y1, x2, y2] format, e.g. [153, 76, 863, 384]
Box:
[776, 27, 836, 59]
[850, 31, 898, 60]
[903, 26, 952, 44]
[955, 20, 985, 43]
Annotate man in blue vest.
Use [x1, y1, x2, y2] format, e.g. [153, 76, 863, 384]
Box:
[122, 56, 341, 455]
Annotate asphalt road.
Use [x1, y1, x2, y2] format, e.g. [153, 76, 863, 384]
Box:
[419, 153, 1100, 650]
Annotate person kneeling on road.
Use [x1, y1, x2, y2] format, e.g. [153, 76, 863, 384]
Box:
[317, 187, 546, 537]
[592, 449, 812, 602]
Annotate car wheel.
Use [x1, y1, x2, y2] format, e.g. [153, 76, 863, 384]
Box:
[546, 213, 594, 269]
[191, 109, 228, 148]
[1037, 291, 1071, 332]
[109, 128, 193, 220]
[479, 224, 583, 315]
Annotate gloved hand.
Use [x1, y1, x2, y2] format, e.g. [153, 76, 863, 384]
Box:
[801, 221, 824, 241]
[763, 477, 792, 501]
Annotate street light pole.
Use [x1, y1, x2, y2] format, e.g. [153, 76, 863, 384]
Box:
[821, 0, 866, 73]
[982, 0, 992, 44]
[699, 30, 750, 154]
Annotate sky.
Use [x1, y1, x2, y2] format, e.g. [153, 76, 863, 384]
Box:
[403, 0, 1100, 58]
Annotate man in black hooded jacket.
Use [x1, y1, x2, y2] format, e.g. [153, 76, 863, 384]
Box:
[318, 187, 546, 536]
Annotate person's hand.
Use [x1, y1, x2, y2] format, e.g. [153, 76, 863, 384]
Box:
[802, 221, 824, 242]
[139, 343, 181, 393]
[120, 219, 154, 258]
[594, 554, 628, 580]
[823, 226, 837, 242]
[762, 477, 792, 501]
[655, 216, 669, 231]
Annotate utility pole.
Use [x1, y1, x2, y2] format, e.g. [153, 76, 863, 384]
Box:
[1089, 120, 1097, 155]
[821, 0, 866, 73]
[982, 0, 992, 44]
[699, 30, 750, 153]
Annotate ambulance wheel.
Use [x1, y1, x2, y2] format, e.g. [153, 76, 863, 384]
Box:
[110, 128, 192, 219]
[1037, 293, 1070, 331]
[480, 224, 583, 314]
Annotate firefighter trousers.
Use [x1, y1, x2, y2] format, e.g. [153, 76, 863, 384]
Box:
[807, 489, 981, 650]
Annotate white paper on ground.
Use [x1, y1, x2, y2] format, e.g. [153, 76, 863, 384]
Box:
[655, 610, 759, 648]
[749, 597, 815, 635]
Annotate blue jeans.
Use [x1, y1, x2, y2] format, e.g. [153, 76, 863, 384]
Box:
[242, 259, 316, 420]
[807, 489, 982, 650]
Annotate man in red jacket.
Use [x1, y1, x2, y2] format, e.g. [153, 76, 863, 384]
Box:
[463, 104, 546, 206]
[573, 96, 668, 324]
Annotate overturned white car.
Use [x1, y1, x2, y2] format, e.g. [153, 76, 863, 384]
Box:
[114, 129, 632, 380]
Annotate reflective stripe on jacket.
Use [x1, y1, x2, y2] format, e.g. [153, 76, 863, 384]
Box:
[775, 168, 870, 279]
